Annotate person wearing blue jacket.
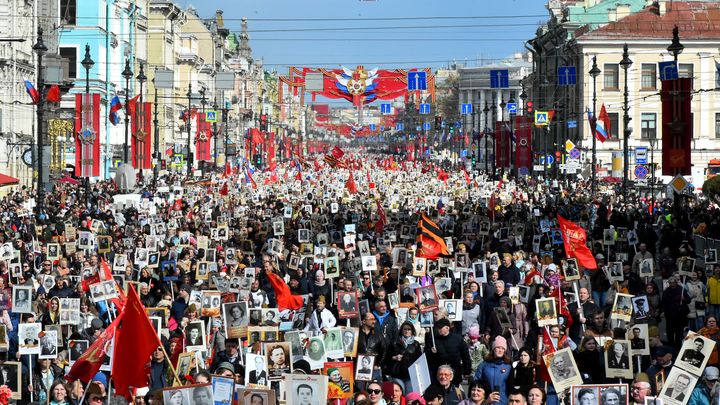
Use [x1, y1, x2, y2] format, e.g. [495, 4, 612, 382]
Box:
[475, 336, 512, 405]
[688, 366, 718, 405]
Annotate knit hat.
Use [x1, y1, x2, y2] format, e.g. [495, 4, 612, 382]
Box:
[327, 367, 339, 376]
[406, 392, 426, 405]
[435, 318, 451, 329]
[704, 366, 720, 381]
[648, 326, 660, 338]
[492, 336, 508, 351]
[216, 362, 235, 374]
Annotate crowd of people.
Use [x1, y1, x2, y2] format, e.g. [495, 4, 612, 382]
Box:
[0, 150, 718, 405]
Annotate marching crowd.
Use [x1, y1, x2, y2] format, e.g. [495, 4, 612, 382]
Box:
[0, 151, 718, 405]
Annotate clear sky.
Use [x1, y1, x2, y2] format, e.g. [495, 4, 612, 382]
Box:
[181, 0, 550, 71]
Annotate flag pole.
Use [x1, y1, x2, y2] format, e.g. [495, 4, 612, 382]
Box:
[159, 343, 183, 386]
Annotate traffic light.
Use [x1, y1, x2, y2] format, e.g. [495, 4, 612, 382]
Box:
[259, 114, 268, 131]
[526, 101, 534, 114]
[449, 123, 455, 134]
[434, 115, 442, 130]
[471, 154, 476, 166]
[254, 154, 261, 166]
[160, 160, 167, 170]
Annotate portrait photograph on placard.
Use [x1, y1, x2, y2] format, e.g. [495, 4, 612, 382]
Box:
[632, 296, 651, 320]
[306, 336, 327, 370]
[223, 302, 249, 339]
[677, 257, 696, 277]
[286, 374, 328, 405]
[12, 285, 33, 314]
[675, 334, 715, 376]
[245, 352, 269, 387]
[18, 322, 41, 355]
[412, 257, 427, 277]
[439, 299, 462, 322]
[325, 361, 354, 399]
[185, 320, 207, 352]
[536, 297, 557, 327]
[0, 361, 20, 400]
[604, 340, 633, 379]
[237, 388, 276, 405]
[562, 258, 580, 281]
[355, 354, 375, 382]
[265, 341, 292, 380]
[659, 367, 698, 405]
[611, 293, 634, 322]
[341, 327, 359, 357]
[337, 291, 358, 319]
[544, 348, 583, 393]
[417, 285, 438, 312]
[639, 258, 654, 278]
[629, 324, 650, 356]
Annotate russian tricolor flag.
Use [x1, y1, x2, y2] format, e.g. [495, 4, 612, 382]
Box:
[245, 167, 257, 189]
[109, 95, 122, 126]
[24, 79, 40, 104]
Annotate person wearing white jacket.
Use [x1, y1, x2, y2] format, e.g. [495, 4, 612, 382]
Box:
[305, 295, 336, 332]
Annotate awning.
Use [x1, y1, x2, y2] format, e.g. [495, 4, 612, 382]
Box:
[0, 173, 20, 187]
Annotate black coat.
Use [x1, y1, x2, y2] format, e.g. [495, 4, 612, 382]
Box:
[507, 364, 538, 394]
[424, 330, 471, 385]
[386, 339, 423, 379]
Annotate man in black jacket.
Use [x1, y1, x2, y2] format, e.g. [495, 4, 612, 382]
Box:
[567, 287, 599, 342]
[357, 311, 386, 381]
[425, 318, 471, 386]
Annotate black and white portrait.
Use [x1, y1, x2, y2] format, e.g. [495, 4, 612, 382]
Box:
[12, 285, 33, 314]
[676, 335, 714, 376]
[223, 302, 248, 339]
[659, 368, 699, 405]
[543, 348, 582, 393]
[604, 340, 633, 379]
[184, 321, 206, 352]
[18, 322, 41, 355]
[355, 355, 375, 382]
[265, 342, 292, 380]
[39, 329, 58, 359]
[306, 336, 326, 369]
[632, 296, 651, 320]
[630, 324, 650, 356]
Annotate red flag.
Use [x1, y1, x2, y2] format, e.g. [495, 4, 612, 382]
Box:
[224, 162, 231, 178]
[126, 95, 140, 117]
[462, 168, 471, 185]
[65, 313, 121, 383]
[331, 146, 345, 159]
[266, 271, 303, 311]
[46, 84, 61, 103]
[375, 199, 386, 234]
[112, 285, 163, 400]
[346, 171, 358, 194]
[539, 327, 555, 383]
[74, 93, 101, 177]
[219, 183, 228, 196]
[557, 214, 598, 270]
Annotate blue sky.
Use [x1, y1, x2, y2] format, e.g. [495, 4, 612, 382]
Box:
[182, 0, 549, 71]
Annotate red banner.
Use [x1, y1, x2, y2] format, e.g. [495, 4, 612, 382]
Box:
[74, 93, 101, 177]
[195, 113, 212, 161]
[514, 116, 533, 170]
[661, 78, 693, 176]
[495, 121, 511, 169]
[557, 214, 597, 270]
[131, 101, 152, 169]
[266, 132, 276, 171]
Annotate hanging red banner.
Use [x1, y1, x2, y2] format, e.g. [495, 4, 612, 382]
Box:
[74, 93, 101, 177]
[195, 113, 212, 162]
[514, 116, 533, 170]
[495, 121, 511, 169]
[131, 101, 152, 169]
[661, 78, 692, 176]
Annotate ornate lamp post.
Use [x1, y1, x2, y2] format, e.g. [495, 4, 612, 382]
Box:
[589, 56, 601, 195]
[121, 59, 133, 164]
[80, 44, 94, 201]
[32, 27, 47, 221]
[483, 102, 490, 174]
[136, 63, 147, 176]
[619, 44, 633, 200]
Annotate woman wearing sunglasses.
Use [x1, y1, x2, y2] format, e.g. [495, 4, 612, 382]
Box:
[367, 381, 387, 405]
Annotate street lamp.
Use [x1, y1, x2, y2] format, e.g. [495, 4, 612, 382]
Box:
[32, 27, 47, 221]
[649, 136, 657, 216]
[589, 56, 601, 195]
[499, 96, 506, 178]
[136, 63, 146, 178]
[667, 25, 684, 61]
[186, 84, 193, 175]
[667, 25, 684, 217]
[507, 94, 516, 175]
[491, 99, 497, 179]
[213, 99, 219, 170]
[619, 43, 633, 200]
[121, 59, 133, 164]
[80, 44, 94, 202]
[483, 102, 490, 174]
[152, 76, 159, 187]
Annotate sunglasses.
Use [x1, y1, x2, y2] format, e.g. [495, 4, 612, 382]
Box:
[368, 389, 382, 395]
[90, 396, 106, 401]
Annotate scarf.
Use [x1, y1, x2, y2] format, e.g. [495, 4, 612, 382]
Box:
[402, 336, 415, 346]
[373, 310, 390, 325]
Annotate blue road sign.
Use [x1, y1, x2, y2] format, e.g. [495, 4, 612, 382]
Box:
[419, 103, 431, 115]
[369, 124, 376, 131]
[423, 122, 431, 130]
[634, 165, 648, 179]
[381, 103, 391, 115]
[507, 103, 517, 114]
[380, 126, 385, 131]
[558, 66, 577, 85]
[659, 61, 678, 81]
[416, 126, 422, 131]
[635, 146, 648, 164]
[205, 110, 218, 122]
[569, 148, 581, 160]
[567, 120, 577, 129]
[396, 123, 404, 131]
[490, 69, 509, 89]
[461, 104, 473, 115]
[545, 155, 555, 165]
[518, 167, 529, 176]
[407, 71, 428, 91]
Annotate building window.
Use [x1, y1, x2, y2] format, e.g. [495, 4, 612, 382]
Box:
[604, 64, 619, 90]
[716, 113, 720, 139]
[641, 64, 656, 89]
[59, 47, 77, 79]
[641, 113, 656, 139]
[608, 112, 619, 139]
[679, 63, 693, 78]
[60, 0, 76, 25]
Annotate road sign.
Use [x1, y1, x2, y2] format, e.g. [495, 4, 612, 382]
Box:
[369, 124, 376, 131]
[518, 167, 529, 176]
[569, 148, 581, 160]
[381, 103, 392, 115]
[419, 103, 431, 115]
[171, 154, 184, 167]
[205, 110, 218, 122]
[659, 61, 679, 81]
[396, 123, 404, 131]
[567, 120, 577, 129]
[534, 111, 548, 126]
[564, 140, 576, 152]
[423, 122, 431, 130]
[461, 104, 473, 115]
[558, 66, 577, 85]
[407, 71, 427, 91]
[635, 146, 648, 164]
[380, 125, 385, 131]
[490, 69, 509, 88]
[507, 103, 517, 114]
[533, 165, 545, 172]
[634, 165, 648, 179]
[670, 174, 690, 194]
[545, 155, 555, 165]
[416, 126, 422, 131]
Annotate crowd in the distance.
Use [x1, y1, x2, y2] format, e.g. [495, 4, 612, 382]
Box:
[0, 151, 718, 405]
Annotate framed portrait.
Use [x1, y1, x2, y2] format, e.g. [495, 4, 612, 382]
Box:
[341, 327, 359, 357]
[571, 386, 599, 405]
[324, 361, 354, 399]
[416, 285, 438, 313]
[323, 327, 344, 359]
[272, 220, 285, 237]
[629, 324, 650, 356]
[337, 291, 359, 319]
[419, 311, 434, 327]
[11, 285, 33, 314]
[324, 256, 340, 279]
[97, 236, 112, 254]
[355, 354, 375, 382]
[0, 361, 21, 399]
[659, 367, 698, 405]
[604, 340, 633, 379]
[562, 258, 580, 281]
[439, 299, 462, 322]
[603, 229, 615, 246]
[265, 341, 292, 380]
[68, 340, 89, 364]
[639, 258, 654, 278]
[472, 261, 488, 283]
[201, 291, 222, 317]
[236, 388, 276, 405]
[387, 291, 400, 310]
[39, 329, 59, 359]
[611, 293, 634, 322]
[18, 322, 41, 355]
[632, 295, 651, 320]
[518, 285, 531, 304]
[358, 299, 371, 319]
[261, 309, 280, 327]
[677, 257, 696, 277]
[454, 252, 469, 270]
[675, 334, 715, 377]
[162, 385, 212, 405]
[306, 336, 327, 370]
[543, 348, 583, 392]
[535, 297, 557, 327]
[705, 249, 718, 265]
[184, 320, 207, 352]
[571, 385, 628, 405]
[361, 255, 377, 272]
[434, 277, 452, 298]
[607, 262, 624, 283]
[223, 302, 249, 339]
[211, 375, 235, 405]
[47, 243, 61, 260]
[285, 374, 328, 405]
[145, 307, 169, 327]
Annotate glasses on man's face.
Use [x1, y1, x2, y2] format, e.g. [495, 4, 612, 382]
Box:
[367, 389, 382, 395]
[90, 396, 106, 402]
